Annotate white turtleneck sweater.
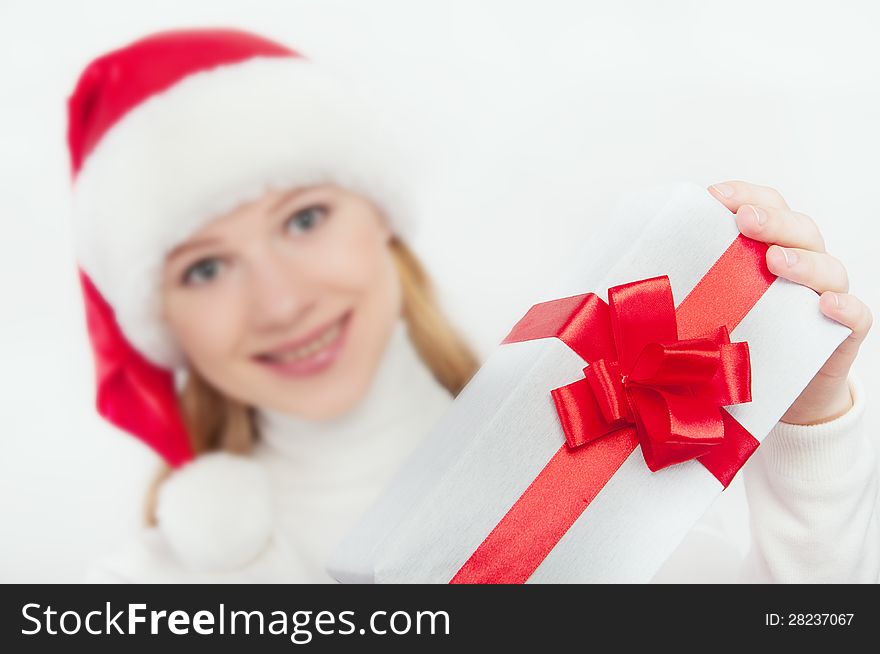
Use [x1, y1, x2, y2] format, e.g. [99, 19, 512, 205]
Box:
[85, 318, 879, 583]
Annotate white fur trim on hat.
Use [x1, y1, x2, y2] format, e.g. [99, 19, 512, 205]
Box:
[72, 56, 417, 368]
[155, 451, 274, 572]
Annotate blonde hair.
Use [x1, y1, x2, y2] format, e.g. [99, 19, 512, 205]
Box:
[145, 235, 480, 525]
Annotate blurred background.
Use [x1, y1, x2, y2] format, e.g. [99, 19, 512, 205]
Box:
[1, 0, 878, 581]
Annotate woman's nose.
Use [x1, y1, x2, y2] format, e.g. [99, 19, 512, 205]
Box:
[246, 251, 312, 330]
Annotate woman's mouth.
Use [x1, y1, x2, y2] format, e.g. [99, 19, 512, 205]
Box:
[254, 310, 352, 378]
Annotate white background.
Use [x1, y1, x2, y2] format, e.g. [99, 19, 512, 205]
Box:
[1, 0, 877, 581]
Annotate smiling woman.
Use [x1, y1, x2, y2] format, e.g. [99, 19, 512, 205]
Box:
[67, 28, 479, 578]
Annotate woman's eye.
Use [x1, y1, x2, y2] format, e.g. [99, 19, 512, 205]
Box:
[284, 205, 327, 235]
[181, 258, 224, 286]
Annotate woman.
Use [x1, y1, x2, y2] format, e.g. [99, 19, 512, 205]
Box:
[69, 28, 877, 583]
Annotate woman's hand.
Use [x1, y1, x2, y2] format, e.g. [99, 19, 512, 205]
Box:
[707, 180, 873, 426]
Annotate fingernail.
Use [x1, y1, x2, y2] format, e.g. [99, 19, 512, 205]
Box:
[780, 247, 797, 267]
[833, 292, 846, 309]
[749, 204, 767, 226]
[710, 183, 735, 198]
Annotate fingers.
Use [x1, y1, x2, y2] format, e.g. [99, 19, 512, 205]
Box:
[709, 180, 826, 251]
[706, 179, 870, 385]
[766, 246, 849, 293]
[708, 180, 791, 212]
[818, 291, 873, 378]
[734, 204, 826, 252]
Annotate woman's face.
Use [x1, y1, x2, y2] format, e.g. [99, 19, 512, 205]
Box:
[161, 183, 402, 420]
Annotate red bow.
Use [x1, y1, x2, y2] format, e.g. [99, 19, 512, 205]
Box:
[550, 275, 752, 472]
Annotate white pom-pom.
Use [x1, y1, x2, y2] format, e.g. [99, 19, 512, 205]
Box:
[156, 452, 273, 571]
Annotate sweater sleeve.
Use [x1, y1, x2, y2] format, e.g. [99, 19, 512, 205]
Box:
[737, 375, 880, 583]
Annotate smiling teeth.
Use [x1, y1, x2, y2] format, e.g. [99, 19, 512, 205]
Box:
[271, 321, 342, 362]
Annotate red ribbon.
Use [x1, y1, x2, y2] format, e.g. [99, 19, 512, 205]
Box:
[550, 275, 752, 473]
[449, 233, 776, 584]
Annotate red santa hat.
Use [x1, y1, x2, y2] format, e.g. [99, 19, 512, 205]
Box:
[68, 28, 416, 570]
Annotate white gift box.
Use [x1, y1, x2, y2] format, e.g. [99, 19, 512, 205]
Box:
[326, 181, 851, 584]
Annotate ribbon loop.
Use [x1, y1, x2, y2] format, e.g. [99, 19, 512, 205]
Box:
[583, 359, 630, 424]
[607, 276, 677, 373]
[628, 338, 721, 387]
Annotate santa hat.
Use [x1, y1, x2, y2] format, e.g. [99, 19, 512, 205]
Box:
[68, 28, 416, 570]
